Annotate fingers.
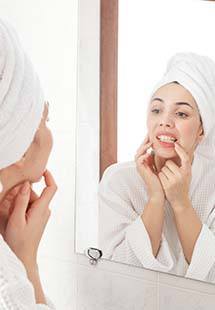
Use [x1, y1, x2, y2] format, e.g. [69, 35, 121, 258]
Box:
[29, 188, 39, 204]
[32, 169, 57, 214]
[143, 134, 149, 144]
[137, 152, 151, 165]
[4, 184, 23, 203]
[136, 153, 156, 178]
[135, 141, 153, 161]
[135, 134, 154, 160]
[42, 169, 58, 202]
[8, 185, 21, 196]
[135, 135, 149, 154]
[7, 183, 37, 207]
[174, 142, 191, 170]
[164, 160, 181, 177]
[11, 181, 31, 223]
[160, 166, 173, 179]
[137, 153, 150, 171]
[8, 170, 57, 224]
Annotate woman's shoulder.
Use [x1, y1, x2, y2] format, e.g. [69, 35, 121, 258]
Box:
[101, 161, 136, 182]
[99, 160, 143, 193]
[98, 161, 148, 208]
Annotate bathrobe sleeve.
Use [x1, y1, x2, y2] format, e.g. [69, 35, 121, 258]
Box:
[185, 207, 215, 283]
[36, 296, 56, 309]
[0, 280, 56, 310]
[36, 295, 56, 309]
[98, 168, 176, 273]
[0, 234, 56, 309]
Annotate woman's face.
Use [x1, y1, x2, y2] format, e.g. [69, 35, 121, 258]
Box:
[21, 102, 53, 182]
[146, 82, 204, 159]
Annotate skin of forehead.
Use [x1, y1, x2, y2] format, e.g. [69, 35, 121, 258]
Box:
[151, 85, 201, 115]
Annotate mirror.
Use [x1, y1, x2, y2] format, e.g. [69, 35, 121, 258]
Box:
[76, 0, 215, 285]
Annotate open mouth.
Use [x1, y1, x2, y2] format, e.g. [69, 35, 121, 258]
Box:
[156, 135, 177, 144]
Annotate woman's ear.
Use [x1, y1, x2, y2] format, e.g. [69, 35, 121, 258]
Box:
[198, 127, 204, 144]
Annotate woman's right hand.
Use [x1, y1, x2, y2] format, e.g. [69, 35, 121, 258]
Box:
[4, 169, 57, 269]
[135, 134, 165, 204]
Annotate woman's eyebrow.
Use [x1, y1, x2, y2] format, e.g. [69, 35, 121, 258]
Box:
[151, 97, 194, 109]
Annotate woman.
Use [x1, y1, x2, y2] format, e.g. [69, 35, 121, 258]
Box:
[0, 19, 57, 308]
[98, 52, 215, 283]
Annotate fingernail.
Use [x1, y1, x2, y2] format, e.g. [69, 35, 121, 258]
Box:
[20, 182, 30, 194]
[43, 169, 48, 175]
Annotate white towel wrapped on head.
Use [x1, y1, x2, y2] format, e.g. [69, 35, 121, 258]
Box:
[0, 18, 44, 170]
[149, 52, 215, 161]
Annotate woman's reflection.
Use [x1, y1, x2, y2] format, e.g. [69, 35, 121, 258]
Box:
[98, 52, 215, 284]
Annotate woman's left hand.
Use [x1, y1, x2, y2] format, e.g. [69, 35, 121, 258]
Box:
[158, 142, 192, 208]
[0, 183, 36, 238]
[0, 185, 22, 237]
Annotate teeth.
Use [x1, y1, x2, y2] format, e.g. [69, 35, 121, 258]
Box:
[157, 135, 176, 143]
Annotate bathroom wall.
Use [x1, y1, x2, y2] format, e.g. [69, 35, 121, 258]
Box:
[0, 0, 215, 309]
[76, 255, 215, 310]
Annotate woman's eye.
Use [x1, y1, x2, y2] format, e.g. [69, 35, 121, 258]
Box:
[151, 109, 159, 114]
[151, 109, 188, 119]
[177, 112, 188, 118]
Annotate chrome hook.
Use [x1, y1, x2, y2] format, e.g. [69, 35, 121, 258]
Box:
[85, 247, 103, 265]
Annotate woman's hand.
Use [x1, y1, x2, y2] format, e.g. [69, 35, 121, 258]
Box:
[135, 134, 165, 204]
[158, 142, 192, 208]
[0, 184, 23, 237]
[4, 169, 57, 268]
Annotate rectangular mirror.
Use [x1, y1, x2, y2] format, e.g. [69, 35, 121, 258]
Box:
[76, 0, 215, 285]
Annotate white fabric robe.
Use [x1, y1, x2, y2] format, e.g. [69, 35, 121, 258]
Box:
[98, 152, 215, 283]
[0, 234, 55, 309]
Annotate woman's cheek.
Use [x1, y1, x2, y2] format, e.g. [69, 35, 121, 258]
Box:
[178, 124, 196, 150]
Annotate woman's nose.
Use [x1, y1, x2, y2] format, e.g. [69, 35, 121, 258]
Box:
[159, 115, 174, 128]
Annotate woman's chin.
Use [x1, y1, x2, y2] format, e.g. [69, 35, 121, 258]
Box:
[155, 147, 177, 158]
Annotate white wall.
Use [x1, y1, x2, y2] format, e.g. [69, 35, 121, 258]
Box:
[118, 0, 215, 162]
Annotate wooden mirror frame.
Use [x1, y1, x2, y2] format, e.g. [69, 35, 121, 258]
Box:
[100, 0, 118, 179]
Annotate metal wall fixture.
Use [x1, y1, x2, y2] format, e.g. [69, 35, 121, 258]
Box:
[85, 247, 103, 265]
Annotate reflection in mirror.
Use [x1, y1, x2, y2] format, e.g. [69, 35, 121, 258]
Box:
[97, 0, 215, 285]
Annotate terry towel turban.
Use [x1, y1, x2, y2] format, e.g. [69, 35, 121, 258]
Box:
[0, 18, 44, 170]
[149, 52, 215, 161]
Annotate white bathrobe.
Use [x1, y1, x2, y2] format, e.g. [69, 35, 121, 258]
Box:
[98, 152, 215, 284]
[0, 234, 55, 309]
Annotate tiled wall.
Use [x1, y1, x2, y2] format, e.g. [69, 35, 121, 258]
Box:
[75, 254, 215, 310]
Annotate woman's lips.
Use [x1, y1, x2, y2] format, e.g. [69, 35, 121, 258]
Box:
[156, 137, 176, 148]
